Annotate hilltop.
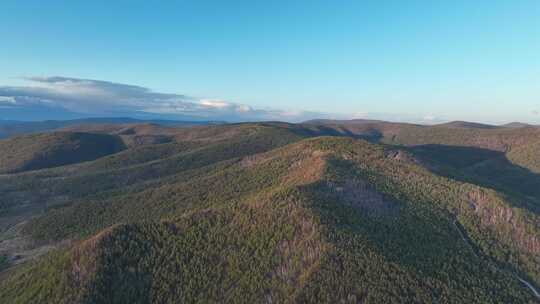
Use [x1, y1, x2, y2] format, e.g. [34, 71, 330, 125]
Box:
[501, 122, 534, 128]
[433, 121, 499, 129]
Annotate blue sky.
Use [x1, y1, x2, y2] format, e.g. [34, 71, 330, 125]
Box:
[1, 1, 539, 123]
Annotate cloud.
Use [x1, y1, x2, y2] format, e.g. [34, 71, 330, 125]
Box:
[1, 76, 455, 124]
[199, 99, 232, 109]
[1, 76, 193, 114]
[0, 76, 335, 122]
[0, 96, 16, 104]
[351, 111, 369, 119]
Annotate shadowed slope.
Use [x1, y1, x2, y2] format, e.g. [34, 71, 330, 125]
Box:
[407, 144, 540, 214]
[304, 120, 540, 177]
[0, 132, 125, 174]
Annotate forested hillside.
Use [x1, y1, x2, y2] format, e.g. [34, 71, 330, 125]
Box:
[0, 132, 125, 174]
[0, 118, 218, 139]
[0, 122, 538, 303]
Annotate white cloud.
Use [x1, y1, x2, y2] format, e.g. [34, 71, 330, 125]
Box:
[351, 111, 369, 119]
[0, 96, 16, 104]
[278, 110, 304, 117]
[199, 99, 232, 109]
[0, 76, 339, 122]
[235, 104, 252, 113]
[422, 115, 436, 121]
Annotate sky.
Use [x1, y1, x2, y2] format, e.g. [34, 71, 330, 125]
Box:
[0, 1, 539, 123]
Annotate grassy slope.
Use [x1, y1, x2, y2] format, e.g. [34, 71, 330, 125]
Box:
[1, 135, 538, 303]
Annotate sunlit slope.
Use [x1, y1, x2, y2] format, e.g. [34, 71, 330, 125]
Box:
[507, 138, 540, 174]
[0, 124, 304, 221]
[1, 136, 538, 303]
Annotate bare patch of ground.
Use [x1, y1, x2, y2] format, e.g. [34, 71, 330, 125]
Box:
[467, 190, 540, 255]
[327, 179, 399, 216]
[282, 151, 328, 186]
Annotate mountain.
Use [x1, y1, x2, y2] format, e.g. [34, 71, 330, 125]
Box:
[0, 117, 222, 139]
[0, 122, 538, 303]
[303, 118, 388, 125]
[302, 119, 540, 170]
[433, 121, 499, 129]
[502, 122, 533, 128]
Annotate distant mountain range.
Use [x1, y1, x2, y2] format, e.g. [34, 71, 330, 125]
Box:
[304, 118, 537, 129]
[0, 117, 223, 139]
[2, 117, 536, 140]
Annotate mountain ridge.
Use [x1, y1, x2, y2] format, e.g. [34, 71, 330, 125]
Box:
[0, 122, 538, 303]
[0, 117, 223, 139]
